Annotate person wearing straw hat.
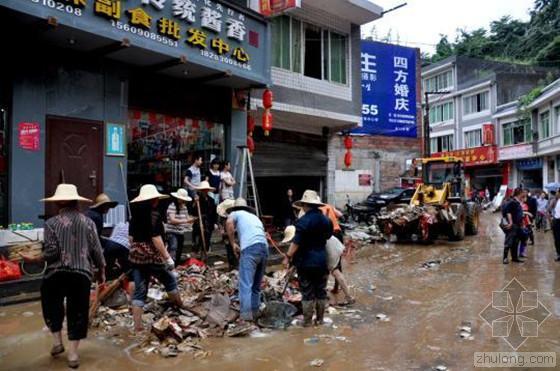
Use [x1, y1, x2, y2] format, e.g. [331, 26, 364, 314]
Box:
[128, 185, 185, 332]
[217, 198, 238, 270]
[282, 225, 355, 307]
[165, 188, 195, 265]
[39, 184, 106, 368]
[192, 181, 218, 256]
[283, 190, 333, 326]
[225, 198, 268, 323]
[86, 193, 118, 240]
[86, 193, 129, 276]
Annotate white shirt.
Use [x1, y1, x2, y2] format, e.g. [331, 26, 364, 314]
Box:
[325, 236, 345, 270]
[554, 199, 560, 219]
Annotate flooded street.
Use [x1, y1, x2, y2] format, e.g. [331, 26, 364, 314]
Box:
[1, 213, 559, 371]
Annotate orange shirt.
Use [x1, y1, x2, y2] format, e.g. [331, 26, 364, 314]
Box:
[320, 204, 341, 232]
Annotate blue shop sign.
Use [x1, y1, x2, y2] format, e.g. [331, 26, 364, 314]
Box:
[352, 41, 418, 138]
[516, 158, 543, 170]
[2, 0, 270, 85]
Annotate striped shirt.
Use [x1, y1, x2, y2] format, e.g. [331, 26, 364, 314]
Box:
[165, 203, 190, 234]
[43, 208, 105, 281]
[109, 222, 130, 249]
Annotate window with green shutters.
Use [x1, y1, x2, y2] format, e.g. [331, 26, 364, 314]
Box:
[463, 91, 489, 115]
[539, 111, 550, 139]
[330, 32, 347, 84]
[502, 119, 531, 146]
[555, 106, 560, 136]
[271, 16, 291, 70]
[430, 134, 454, 153]
[464, 129, 482, 148]
[292, 18, 302, 73]
[429, 101, 454, 124]
[271, 15, 348, 84]
[424, 70, 453, 92]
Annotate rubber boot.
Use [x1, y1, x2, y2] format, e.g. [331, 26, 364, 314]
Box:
[302, 301, 314, 327]
[315, 299, 327, 325]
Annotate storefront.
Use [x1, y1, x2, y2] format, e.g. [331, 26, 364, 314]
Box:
[1, 0, 271, 226]
[498, 143, 539, 190]
[250, 126, 328, 222]
[516, 158, 543, 190]
[433, 145, 503, 198]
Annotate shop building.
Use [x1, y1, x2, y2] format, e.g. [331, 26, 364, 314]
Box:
[494, 78, 560, 190]
[1, 0, 271, 227]
[246, 0, 383, 216]
[422, 56, 555, 197]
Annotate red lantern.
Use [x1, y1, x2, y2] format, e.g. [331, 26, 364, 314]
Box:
[263, 89, 273, 109]
[344, 151, 352, 168]
[344, 135, 353, 150]
[247, 114, 255, 134]
[262, 108, 273, 136]
[247, 135, 255, 153]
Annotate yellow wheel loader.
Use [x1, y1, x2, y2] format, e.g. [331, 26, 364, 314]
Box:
[381, 157, 480, 243]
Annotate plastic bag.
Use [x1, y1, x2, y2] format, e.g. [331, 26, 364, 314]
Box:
[0, 256, 22, 282]
[181, 258, 206, 268]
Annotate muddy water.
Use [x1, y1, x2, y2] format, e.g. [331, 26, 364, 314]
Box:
[1, 213, 559, 370]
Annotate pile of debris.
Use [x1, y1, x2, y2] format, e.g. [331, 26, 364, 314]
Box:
[91, 263, 301, 358]
[376, 205, 432, 226]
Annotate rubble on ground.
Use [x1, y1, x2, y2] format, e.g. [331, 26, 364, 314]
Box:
[342, 222, 384, 245]
[90, 262, 302, 358]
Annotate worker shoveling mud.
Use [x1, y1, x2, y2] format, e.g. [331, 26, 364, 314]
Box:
[89, 260, 302, 358]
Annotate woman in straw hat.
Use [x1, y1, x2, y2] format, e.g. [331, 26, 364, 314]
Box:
[282, 225, 355, 307]
[86, 193, 118, 240]
[165, 188, 195, 265]
[40, 184, 106, 368]
[192, 181, 217, 255]
[85, 193, 129, 276]
[129, 185, 184, 332]
[282, 190, 333, 326]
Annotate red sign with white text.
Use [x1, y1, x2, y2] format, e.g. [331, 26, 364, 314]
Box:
[433, 145, 498, 167]
[18, 122, 40, 151]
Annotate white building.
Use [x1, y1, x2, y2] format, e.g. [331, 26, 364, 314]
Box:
[494, 78, 560, 190]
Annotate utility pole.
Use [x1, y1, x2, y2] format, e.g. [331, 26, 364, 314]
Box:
[423, 91, 451, 157]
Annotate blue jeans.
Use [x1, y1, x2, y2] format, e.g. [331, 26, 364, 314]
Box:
[102, 239, 130, 274]
[131, 264, 178, 307]
[166, 233, 184, 264]
[238, 243, 269, 320]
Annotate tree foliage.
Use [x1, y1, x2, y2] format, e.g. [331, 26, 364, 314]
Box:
[430, 0, 560, 67]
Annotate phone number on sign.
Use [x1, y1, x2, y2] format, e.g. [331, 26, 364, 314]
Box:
[200, 50, 252, 71]
[28, 0, 83, 16]
[111, 21, 179, 48]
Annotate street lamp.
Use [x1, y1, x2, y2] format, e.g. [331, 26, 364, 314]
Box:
[423, 90, 451, 157]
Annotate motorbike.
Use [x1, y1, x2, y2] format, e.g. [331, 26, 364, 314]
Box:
[343, 194, 379, 226]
